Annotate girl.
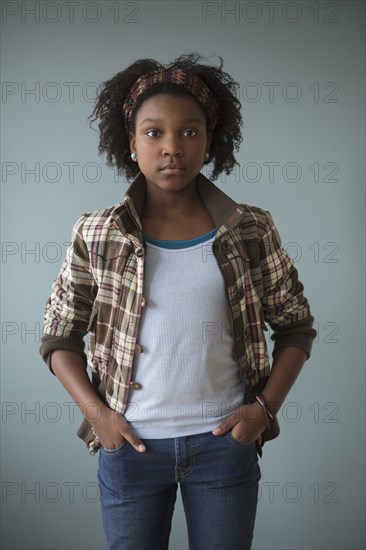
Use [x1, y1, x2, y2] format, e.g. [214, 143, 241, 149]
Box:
[40, 53, 317, 550]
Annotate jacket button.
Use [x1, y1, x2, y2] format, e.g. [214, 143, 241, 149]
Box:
[136, 248, 144, 257]
[129, 381, 142, 390]
[141, 297, 147, 307]
[220, 241, 230, 254]
[234, 287, 245, 301]
[135, 344, 144, 353]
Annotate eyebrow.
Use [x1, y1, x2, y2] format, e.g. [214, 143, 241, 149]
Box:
[139, 117, 204, 125]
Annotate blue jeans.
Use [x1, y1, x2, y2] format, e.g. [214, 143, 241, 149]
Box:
[97, 430, 261, 550]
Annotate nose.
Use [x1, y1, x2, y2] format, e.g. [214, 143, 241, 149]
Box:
[162, 134, 183, 156]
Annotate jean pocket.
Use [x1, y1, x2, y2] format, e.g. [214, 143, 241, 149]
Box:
[100, 440, 128, 454]
[226, 431, 255, 448]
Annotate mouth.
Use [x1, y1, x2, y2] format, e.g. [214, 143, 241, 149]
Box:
[160, 164, 186, 172]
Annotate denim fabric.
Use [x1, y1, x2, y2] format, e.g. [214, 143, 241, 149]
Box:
[97, 430, 261, 550]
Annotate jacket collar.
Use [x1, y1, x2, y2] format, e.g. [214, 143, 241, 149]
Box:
[112, 171, 244, 239]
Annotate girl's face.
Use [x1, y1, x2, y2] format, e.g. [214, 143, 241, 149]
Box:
[129, 93, 212, 193]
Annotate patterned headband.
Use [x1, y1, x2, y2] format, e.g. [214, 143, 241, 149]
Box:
[122, 67, 219, 132]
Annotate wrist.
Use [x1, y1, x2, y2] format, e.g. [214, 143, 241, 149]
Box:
[80, 400, 110, 426]
[254, 394, 275, 430]
[258, 390, 280, 417]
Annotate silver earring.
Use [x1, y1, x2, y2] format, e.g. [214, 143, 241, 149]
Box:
[205, 152, 209, 160]
[131, 152, 137, 161]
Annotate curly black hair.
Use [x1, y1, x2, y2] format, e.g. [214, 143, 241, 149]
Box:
[88, 53, 243, 181]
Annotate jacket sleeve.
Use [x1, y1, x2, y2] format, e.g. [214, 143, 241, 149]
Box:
[259, 211, 317, 359]
[39, 214, 98, 373]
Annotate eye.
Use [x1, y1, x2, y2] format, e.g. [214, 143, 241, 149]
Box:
[183, 129, 198, 137]
[145, 129, 160, 138]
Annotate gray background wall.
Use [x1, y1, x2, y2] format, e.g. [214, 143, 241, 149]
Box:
[1, 1, 365, 549]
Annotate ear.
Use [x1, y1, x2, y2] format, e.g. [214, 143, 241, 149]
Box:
[129, 131, 136, 153]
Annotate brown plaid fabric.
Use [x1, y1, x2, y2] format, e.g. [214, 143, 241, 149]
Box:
[122, 68, 219, 131]
[39, 171, 316, 453]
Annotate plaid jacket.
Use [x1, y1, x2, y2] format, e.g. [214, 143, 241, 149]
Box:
[39, 171, 316, 453]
